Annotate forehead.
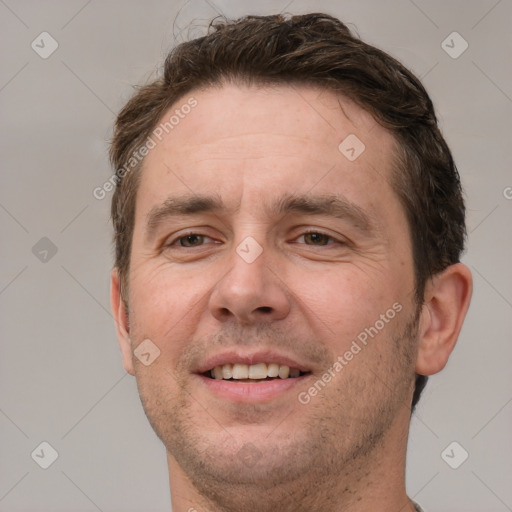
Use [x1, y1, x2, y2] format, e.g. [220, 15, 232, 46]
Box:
[136, 83, 399, 216]
[161, 83, 393, 155]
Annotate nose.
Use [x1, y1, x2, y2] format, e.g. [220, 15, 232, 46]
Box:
[208, 241, 291, 325]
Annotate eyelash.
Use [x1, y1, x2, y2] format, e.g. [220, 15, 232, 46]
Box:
[166, 230, 343, 248]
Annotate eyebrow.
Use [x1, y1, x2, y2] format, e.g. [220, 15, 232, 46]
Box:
[144, 192, 376, 242]
[268, 194, 374, 232]
[145, 194, 225, 241]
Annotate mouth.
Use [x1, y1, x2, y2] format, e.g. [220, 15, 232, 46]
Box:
[195, 352, 313, 402]
[203, 362, 310, 382]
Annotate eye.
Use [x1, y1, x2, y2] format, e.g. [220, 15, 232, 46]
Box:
[296, 230, 338, 246]
[168, 233, 214, 248]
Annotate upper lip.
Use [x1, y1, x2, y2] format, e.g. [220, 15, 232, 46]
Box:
[196, 349, 312, 374]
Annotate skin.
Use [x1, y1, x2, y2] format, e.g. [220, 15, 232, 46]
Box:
[111, 84, 473, 512]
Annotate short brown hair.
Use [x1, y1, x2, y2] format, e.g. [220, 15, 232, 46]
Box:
[110, 13, 467, 409]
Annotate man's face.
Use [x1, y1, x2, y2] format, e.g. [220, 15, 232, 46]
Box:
[121, 84, 420, 496]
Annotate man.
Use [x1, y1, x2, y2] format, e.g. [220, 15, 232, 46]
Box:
[109, 13, 472, 512]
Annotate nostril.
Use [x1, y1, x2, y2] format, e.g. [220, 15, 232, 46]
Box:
[258, 306, 272, 313]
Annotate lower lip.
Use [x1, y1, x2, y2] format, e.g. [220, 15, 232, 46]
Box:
[197, 374, 309, 402]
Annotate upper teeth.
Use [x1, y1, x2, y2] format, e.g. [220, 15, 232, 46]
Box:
[210, 363, 302, 380]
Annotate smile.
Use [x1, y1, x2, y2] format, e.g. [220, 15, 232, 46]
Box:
[206, 362, 309, 381]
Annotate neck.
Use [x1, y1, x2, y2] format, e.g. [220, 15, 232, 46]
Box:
[166, 410, 417, 512]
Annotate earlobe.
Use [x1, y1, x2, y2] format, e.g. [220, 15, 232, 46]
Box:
[110, 268, 135, 376]
[416, 263, 473, 376]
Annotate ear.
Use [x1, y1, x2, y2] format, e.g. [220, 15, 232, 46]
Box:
[416, 263, 473, 376]
[110, 268, 135, 375]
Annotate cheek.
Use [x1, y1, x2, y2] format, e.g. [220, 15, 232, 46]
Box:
[290, 266, 394, 348]
[128, 263, 208, 348]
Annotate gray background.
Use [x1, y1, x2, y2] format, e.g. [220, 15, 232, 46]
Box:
[1, 0, 511, 511]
